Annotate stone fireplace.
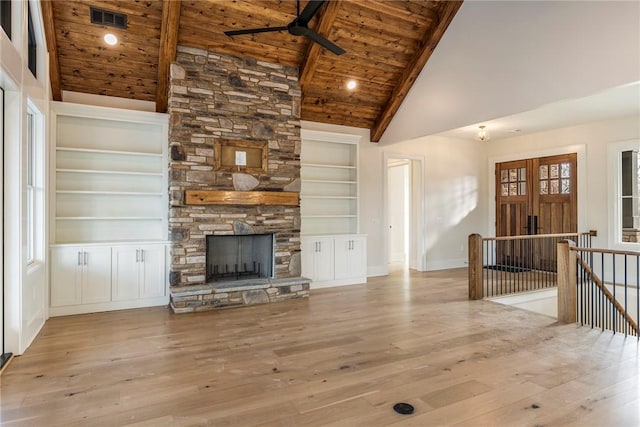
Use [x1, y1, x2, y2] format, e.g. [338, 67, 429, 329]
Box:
[167, 46, 310, 313]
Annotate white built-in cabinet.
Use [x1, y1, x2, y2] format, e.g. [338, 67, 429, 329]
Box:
[111, 244, 166, 301]
[300, 129, 367, 288]
[49, 102, 169, 316]
[301, 236, 334, 283]
[50, 246, 112, 307]
[301, 235, 367, 288]
[334, 236, 367, 281]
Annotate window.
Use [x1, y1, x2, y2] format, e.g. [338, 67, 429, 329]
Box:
[26, 111, 35, 263]
[27, 2, 36, 78]
[609, 140, 640, 247]
[0, 0, 10, 39]
[621, 149, 639, 243]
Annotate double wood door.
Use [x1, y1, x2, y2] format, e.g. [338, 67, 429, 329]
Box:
[496, 153, 577, 269]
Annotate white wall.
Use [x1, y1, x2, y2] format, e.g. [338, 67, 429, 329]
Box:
[381, 1, 640, 143]
[305, 112, 638, 280]
[486, 114, 640, 249]
[336, 126, 486, 275]
[303, 119, 488, 275]
[379, 136, 488, 272]
[62, 90, 156, 112]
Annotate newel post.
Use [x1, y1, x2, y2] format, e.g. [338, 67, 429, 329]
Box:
[557, 239, 577, 323]
[468, 233, 483, 300]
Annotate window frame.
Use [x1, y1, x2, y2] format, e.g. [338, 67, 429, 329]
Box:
[25, 101, 43, 267]
[608, 139, 640, 249]
[26, 110, 35, 264]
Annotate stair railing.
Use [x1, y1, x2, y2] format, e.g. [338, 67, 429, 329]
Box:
[468, 231, 595, 299]
[557, 241, 639, 337]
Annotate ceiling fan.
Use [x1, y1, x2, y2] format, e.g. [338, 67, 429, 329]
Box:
[224, 0, 345, 56]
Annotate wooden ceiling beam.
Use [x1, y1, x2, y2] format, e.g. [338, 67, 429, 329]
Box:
[298, 0, 342, 92]
[40, 0, 62, 101]
[156, 0, 182, 113]
[370, 1, 463, 142]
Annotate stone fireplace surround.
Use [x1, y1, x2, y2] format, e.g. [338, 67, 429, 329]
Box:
[168, 46, 310, 313]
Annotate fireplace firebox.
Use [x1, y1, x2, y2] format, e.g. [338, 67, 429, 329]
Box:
[206, 234, 274, 282]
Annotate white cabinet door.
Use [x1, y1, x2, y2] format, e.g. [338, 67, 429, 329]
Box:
[301, 237, 315, 280]
[348, 237, 367, 279]
[51, 247, 83, 307]
[333, 237, 351, 280]
[81, 247, 112, 304]
[139, 244, 166, 298]
[334, 236, 367, 280]
[301, 237, 334, 282]
[313, 237, 334, 282]
[111, 246, 140, 301]
[313, 238, 334, 282]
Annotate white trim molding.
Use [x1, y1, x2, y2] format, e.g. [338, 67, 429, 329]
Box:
[607, 139, 640, 250]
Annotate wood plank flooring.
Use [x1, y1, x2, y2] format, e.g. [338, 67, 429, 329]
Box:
[1, 267, 639, 426]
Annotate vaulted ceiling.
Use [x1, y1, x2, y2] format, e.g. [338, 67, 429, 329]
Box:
[41, 0, 462, 141]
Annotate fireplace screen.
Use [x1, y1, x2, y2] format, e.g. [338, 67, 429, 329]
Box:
[206, 234, 274, 282]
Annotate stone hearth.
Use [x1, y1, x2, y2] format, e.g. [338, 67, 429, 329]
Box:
[167, 46, 309, 313]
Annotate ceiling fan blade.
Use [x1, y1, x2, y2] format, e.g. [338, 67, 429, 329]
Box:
[224, 26, 288, 37]
[304, 29, 345, 55]
[298, 0, 326, 25]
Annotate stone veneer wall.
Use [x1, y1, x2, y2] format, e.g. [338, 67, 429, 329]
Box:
[623, 229, 640, 242]
[168, 46, 308, 312]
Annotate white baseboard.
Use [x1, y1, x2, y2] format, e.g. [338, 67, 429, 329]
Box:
[49, 296, 169, 317]
[367, 265, 388, 277]
[310, 276, 367, 290]
[425, 258, 467, 271]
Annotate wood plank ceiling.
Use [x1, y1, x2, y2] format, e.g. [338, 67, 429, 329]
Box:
[42, 0, 462, 142]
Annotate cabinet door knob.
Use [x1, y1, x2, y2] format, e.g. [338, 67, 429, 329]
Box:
[83, 251, 88, 266]
[140, 249, 144, 263]
[78, 251, 82, 266]
[136, 249, 140, 262]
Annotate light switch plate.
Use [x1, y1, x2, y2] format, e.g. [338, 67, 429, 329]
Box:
[235, 151, 247, 166]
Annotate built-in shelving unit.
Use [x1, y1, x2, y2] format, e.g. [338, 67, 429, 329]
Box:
[300, 129, 367, 288]
[51, 103, 168, 244]
[300, 130, 360, 235]
[49, 102, 170, 316]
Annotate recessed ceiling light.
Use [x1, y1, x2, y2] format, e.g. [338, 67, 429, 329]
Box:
[346, 79, 357, 90]
[104, 33, 118, 46]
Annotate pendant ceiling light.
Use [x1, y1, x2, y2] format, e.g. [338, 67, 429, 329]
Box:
[477, 125, 490, 141]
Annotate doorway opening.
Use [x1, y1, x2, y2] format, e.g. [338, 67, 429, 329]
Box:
[387, 160, 409, 266]
[384, 153, 425, 272]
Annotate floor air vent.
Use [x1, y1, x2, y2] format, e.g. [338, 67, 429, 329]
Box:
[90, 7, 127, 29]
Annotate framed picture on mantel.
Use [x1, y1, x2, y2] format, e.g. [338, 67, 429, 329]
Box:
[214, 139, 267, 174]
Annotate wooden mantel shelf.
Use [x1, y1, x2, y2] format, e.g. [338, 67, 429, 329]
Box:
[185, 190, 299, 206]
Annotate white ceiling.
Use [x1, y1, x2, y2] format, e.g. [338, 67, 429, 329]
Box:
[440, 81, 640, 141]
[380, 0, 640, 144]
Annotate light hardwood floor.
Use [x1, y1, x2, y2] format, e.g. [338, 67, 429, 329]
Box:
[1, 268, 638, 426]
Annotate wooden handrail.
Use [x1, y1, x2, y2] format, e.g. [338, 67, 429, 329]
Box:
[484, 232, 592, 242]
[573, 247, 640, 257]
[576, 254, 639, 335]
